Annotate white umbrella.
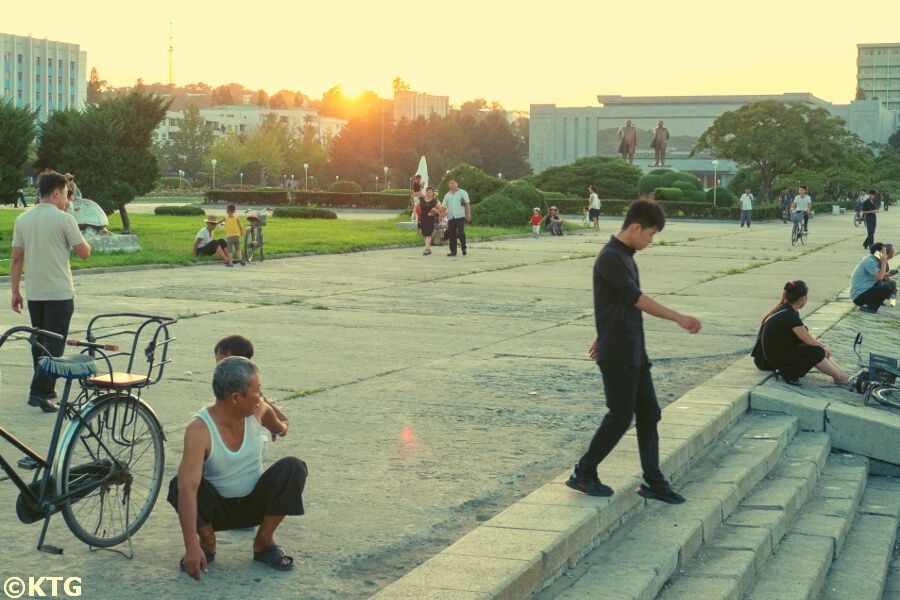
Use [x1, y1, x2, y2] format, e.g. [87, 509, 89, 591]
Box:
[415, 156, 429, 190]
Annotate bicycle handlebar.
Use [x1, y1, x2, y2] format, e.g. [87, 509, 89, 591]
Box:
[66, 339, 120, 352]
[0, 326, 64, 347]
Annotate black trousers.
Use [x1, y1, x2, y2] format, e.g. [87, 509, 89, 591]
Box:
[863, 217, 876, 249]
[168, 457, 308, 531]
[767, 345, 826, 380]
[577, 361, 665, 486]
[854, 281, 897, 312]
[447, 218, 467, 255]
[27, 299, 74, 399]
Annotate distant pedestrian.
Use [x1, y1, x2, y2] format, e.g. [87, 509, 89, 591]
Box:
[566, 200, 701, 504]
[442, 180, 470, 257]
[739, 189, 753, 228]
[588, 185, 601, 230]
[14, 188, 27, 208]
[530, 208, 543, 237]
[545, 206, 564, 236]
[10, 171, 92, 413]
[417, 187, 441, 255]
[861, 189, 879, 249]
[779, 188, 792, 223]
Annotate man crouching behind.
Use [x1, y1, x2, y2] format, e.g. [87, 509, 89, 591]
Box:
[169, 357, 307, 580]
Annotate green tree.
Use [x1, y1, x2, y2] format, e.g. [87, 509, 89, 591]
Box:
[36, 92, 170, 232]
[889, 131, 900, 151]
[0, 101, 36, 203]
[206, 131, 248, 182]
[527, 156, 641, 199]
[693, 100, 866, 200]
[162, 106, 215, 178]
[392, 77, 410, 92]
[285, 124, 329, 185]
[473, 111, 531, 178]
[86, 67, 106, 104]
[255, 89, 269, 107]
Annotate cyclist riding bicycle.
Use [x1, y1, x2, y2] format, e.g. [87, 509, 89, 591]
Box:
[791, 185, 812, 232]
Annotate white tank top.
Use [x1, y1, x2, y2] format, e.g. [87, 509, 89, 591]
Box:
[195, 407, 264, 498]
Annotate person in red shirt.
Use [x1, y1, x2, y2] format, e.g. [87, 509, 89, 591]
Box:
[531, 208, 543, 238]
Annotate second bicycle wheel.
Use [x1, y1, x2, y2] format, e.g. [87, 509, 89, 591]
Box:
[59, 394, 164, 548]
[244, 229, 257, 264]
[871, 386, 900, 410]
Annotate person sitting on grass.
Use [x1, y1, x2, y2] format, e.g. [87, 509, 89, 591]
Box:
[169, 357, 307, 580]
[214, 335, 289, 438]
[752, 280, 849, 386]
[545, 206, 564, 236]
[194, 217, 234, 267]
[850, 243, 896, 314]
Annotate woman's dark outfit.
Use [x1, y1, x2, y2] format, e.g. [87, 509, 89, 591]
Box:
[418, 197, 437, 237]
[752, 305, 824, 381]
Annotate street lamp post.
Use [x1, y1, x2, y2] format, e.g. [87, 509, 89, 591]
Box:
[239, 172, 244, 190]
[375, 176, 379, 192]
[177, 169, 184, 190]
[383, 166, 389, 189]
[498, 172, 503, 179]
[291, 174, 295, 189]
[303, 163, 309, 191]
[211, 158, 217, 190]
[711, 160, 719, 208]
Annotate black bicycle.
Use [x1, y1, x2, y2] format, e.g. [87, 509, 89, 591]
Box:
[243, 208, 269, 264]
[852, 333, 900, 410]
[0, 313, 175, 557]
[790, 212, 807, 246]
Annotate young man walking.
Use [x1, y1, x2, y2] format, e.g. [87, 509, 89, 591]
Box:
[442, 180, 471, 256]
[10, 171, 91, 412]
[861, 189, 879, 249]
[567, 200, 702, 503]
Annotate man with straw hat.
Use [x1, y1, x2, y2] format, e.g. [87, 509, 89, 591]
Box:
[194, 216, 234, 267]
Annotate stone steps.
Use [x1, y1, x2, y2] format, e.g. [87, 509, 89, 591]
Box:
[536, 412, 800, 600]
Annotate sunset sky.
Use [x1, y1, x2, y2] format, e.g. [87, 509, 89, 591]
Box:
[6, 0, 899, 109]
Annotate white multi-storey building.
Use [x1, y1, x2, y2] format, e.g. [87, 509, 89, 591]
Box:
[1, 33, 87, 121]
[393, 89, 449, 121]
[155, 104, 346, 143]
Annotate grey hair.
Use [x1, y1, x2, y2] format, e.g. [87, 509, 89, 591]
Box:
[212, 356, 259, 401]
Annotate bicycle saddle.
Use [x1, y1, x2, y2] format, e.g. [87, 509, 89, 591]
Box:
[38, 354, 97, 380]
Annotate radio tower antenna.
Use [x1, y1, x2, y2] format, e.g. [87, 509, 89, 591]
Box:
[168, 21, 175, 85]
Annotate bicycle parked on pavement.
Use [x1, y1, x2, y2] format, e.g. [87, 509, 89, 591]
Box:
[851, 333, 900, 410]
[243, 208, 270, 264]
[0, 313, 175, 557]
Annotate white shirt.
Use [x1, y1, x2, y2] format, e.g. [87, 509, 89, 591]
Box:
[442, 189, 470, 220]
[196, 226, 213, 245]
[589, 193, 601, 210]
[11, 203, 86, 301]
[740, 194, 753, 210]
[794, 195, 812, 212]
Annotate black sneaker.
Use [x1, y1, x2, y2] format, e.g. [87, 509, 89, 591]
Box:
[27, 395, 59, 413]
[637, 483, 686, 504]
[566, 472, 613, 497]
[447, 253, 457, 257]
[462, 249, 467, 256]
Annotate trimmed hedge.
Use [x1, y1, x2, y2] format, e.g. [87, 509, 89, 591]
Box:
[156, 176, 189, 190]
[204, 190, 410, 209]
[381, 188, 412, 195]
[707, 187, 738, 208]
[472, 193, 531, 227]
[154, 205, 206, 216]
[273, 207, 338, 220]
[655, 187, 683, 202]
[329, 180, 363, 193]
[527, 156, 641, 199]
[544, 199, 783, 221]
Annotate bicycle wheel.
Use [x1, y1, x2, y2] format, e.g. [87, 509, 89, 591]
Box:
[871, 386, 900, 410]
[59, 394, 164, 548]
[791, 224, 799, 246]
[244, 228, 257, 264]
[800, 227, 807, 245]
[258, 230, 264, 262]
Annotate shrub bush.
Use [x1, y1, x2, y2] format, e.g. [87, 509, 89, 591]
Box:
[329, 180, 363, 193]
[503, 181, 547, 212]
[638, 174, 665, 195]
[156, 176, 187, 190]
[471, 193, 531, 227]
[437, 164, 505, 202]
[381, 188, 412, 195]
[540, 191, 567, 202]
[204, 190, 409, 209]
[527, 156, 641, 199]
[707, 187, 738, 207]
[273, 207, 338, 220]
[154, 205, 206, 216]
[256, 186, 285, 192]
[683, 190, 706, 203]
[654, 187, 683, 202]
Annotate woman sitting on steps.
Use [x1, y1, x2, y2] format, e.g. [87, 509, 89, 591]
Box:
[752, 280, 849, 386]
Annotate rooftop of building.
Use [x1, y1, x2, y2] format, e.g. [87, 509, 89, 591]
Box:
[858, 43, 900, 48]
[596, 93, 830, 106]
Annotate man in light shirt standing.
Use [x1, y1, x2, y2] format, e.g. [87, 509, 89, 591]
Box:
[10, 171, 91, 413]
[442, 180, 471, 257]
[791, 185, 812, 233]
[739, 189, 754, 228]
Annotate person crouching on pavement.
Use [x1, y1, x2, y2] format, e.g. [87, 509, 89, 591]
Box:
[169, 357, 307, 579]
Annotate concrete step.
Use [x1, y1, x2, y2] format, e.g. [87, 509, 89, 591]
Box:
[654, 431, 830, 600]
[821, 477, 900, 600]
[537, 412, 799, 600]
[743, 454, 868, 600]
[886, 528, 900, 600]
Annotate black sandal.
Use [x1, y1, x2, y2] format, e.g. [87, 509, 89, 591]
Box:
[253, 544, 294, 571]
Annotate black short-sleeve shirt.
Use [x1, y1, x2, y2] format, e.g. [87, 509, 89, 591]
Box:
[593, 236, 646, 366]
[863, 198, 877, 222]
[760, 306, 804, 359]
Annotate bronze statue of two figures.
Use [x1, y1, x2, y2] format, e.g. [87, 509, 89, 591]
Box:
[617, 120, 669, 167]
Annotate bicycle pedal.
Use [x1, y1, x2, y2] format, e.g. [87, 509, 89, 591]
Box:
[39, 544, 63, 555]
[17, 456, 39, 470]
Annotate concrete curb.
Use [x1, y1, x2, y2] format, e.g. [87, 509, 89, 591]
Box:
[372, 294, 855, 599]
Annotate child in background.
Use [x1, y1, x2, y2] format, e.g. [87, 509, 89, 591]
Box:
[224, 205, 244, 265]
[214, 335, 289, 440]
[531, 208, 543, 238]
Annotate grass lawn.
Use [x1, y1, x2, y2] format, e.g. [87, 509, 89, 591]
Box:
[0, 209, 529, 274]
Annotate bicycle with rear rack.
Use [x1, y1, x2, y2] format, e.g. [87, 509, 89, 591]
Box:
[790, 211, 808, 246]
[243, 208, 270, 264]
[0, 313, 176, 557]
[851, 332, 900, 410]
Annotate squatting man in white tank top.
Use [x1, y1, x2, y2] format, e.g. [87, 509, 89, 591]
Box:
[168, 357, 308, 580]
